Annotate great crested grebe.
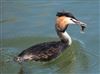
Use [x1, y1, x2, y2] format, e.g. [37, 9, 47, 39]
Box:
[15, 11, 86, 63]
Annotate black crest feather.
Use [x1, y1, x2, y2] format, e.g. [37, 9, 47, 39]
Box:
[56, 11, 76, 19]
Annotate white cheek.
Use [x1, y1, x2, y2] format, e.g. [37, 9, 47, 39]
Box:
[65, 18, 75, 24]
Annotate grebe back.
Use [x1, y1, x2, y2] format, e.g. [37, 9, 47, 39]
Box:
[15, 11, 86, 63]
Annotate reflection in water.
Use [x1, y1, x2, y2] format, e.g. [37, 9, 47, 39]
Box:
[0, 37, 99, 74]
[18, 66, 24, 74]
[41, 40, 90, 74]
[0, 17, 17, 24]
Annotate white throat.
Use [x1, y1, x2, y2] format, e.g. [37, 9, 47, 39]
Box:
[57, 30, 72, 46]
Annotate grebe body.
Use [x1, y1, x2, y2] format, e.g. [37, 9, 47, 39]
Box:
[15, 11, 86, 63]
[17, 41, 67, 62]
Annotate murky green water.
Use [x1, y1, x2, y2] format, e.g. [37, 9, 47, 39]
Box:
[0, 0, 100, 74]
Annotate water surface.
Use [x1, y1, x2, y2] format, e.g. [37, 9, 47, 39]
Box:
[0, 0, 100, 74]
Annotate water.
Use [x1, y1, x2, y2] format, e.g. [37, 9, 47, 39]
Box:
[0, 0, 100, 74]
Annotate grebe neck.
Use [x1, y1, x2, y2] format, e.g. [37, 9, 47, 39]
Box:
[56, 29, 72, 46]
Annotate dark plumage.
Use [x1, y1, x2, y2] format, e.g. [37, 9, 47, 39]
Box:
[56, 11, 77, 20]
[16, 41, 67, 62]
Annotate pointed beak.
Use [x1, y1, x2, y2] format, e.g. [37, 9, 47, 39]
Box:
[71, 18, 87, 32]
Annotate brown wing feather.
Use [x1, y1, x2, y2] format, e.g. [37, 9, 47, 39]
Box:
[17, 41, 67, 62]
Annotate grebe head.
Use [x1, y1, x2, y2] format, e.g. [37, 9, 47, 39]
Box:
[56, 11, 86, 32]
